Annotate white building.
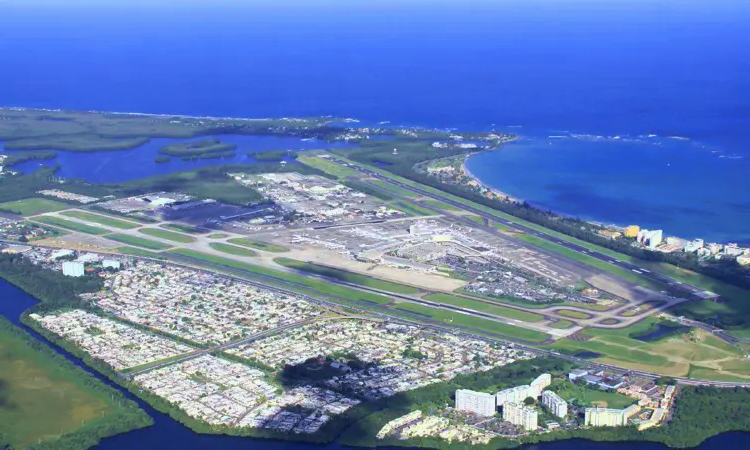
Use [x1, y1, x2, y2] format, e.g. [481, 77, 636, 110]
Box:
[530, 373, 552, 397]
[496, 385, 533, 406]
[637, 229, 663, 249]
[684, 239, 704, 253]
[62, 261, 85, 277]
[503, 402, 538, 431]
[51, 249, 75, 260]
[541, 391, 568, 419]
[584, 405, 639, 427]
[455, 389, 496, 416]
[724, 243, 746, 257]
[103, 260, 121, 270]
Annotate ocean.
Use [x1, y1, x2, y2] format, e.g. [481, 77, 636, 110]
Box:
[1, 0, 749, 447]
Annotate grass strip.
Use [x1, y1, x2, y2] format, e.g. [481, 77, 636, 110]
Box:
[228, 238, 289, 253]
[209, 242, 259, 257]
[138, 227, 196, 243]
[274, 257, 420, 295]
[33, 216, 109, 235]
[106, 234, 172, 250]
[60, 210, 140, 229]
[392, 302, 550, 343]
[423, 293, 544, 322]
[167, 248, 393, 305]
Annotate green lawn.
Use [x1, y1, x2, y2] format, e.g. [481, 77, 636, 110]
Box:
[368, 179, 420, 198]
[395, 201, 437, 216]
[228, 237, 289, 253]
[208, 233, 229, 239]
[391, 302, 550, 343]
[116, 246, 167, 259]
[554, 309, 592, 320]
[160, 223, 207, 234]
[423, 293, 544, 322]
[209, 242, 259, 257]
[274, 257, 420, 295]
[0, 319, 148, 448]
[548, 319, 575, 329]
[106, 234, 172, 250]
[298, 154, 361, 179]
[552, 380, 636, 409]
[60, 210, 140, 229]
[32, 216, 109, 235]
[0, 198, 71, 216]
[465, 214, 484, 226]
[167, 248, 393, 306]
[138, 227, 196, 243]
[424, 199, 460, 211]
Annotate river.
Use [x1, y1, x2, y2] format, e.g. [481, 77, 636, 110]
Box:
[1, 279, 748, 450]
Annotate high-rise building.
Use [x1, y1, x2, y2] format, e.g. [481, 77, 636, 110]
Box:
[455, 389, 496, 416]
[62, 261, 85, 277]
[637, 229, 664, 249]
[496, 385, 533, 406]
[541, 391, 568, 419]
[584, 405, 640, 427]
[530, 373, 552, 396]
[503, 402, 538, 431]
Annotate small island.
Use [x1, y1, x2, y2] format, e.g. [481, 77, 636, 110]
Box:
[158, 138, 237, 158]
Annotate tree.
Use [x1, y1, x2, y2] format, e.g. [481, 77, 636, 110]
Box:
[524, 396, 536, 406]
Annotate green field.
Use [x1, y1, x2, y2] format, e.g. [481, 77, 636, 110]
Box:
[228, 238, 289, 253]
[60, 210, 140, 229]
[298, 154, 360, 179]
[395, 201, 436, 216]
[552, 380, 636, 409]
[274, 257, 420, 295]
[209, 242, 259, 257]
[167, 248, 394, 306]
[116, 246, 167, 259]
[0, 198, 71, 216]
[548, 319, 575, 329]
[160, 223, 207, 234]
[423, 199, 460, 211]
[554, 309, 592, 320]
[465, 214, 484, 225]
[423, 293, 544, 322]
[368, 179, 420, 198]
[106, 234, 172, 250]
[33, 216, 110, 235]
[0, 319, 149, 448]
[392, 302, 550, 343]
[545, 318, 750, 380]
[138, 227, 195, 243]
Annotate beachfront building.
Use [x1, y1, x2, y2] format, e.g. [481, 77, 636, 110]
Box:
[503, 402, 538, 431]
[624, 225, 640, 238]
[62, 261, 85, 277]
[496, 385, 533, 406]
[530, 373, 552, 397]
[637, 229, 663, 249]
[455, 389, 496, 416]
[541, 390, 568, 419]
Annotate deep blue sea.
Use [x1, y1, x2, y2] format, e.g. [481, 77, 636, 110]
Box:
[2, 0, 748, 243]
[1, 0, 750, 447]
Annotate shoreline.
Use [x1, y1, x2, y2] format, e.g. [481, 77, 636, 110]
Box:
[459, 144, 743, 246]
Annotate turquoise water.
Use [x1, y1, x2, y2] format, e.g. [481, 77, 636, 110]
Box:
[466, 134, 750, 244]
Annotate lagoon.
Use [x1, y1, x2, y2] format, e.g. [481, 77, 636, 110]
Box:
[1, 134, 350, 183]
